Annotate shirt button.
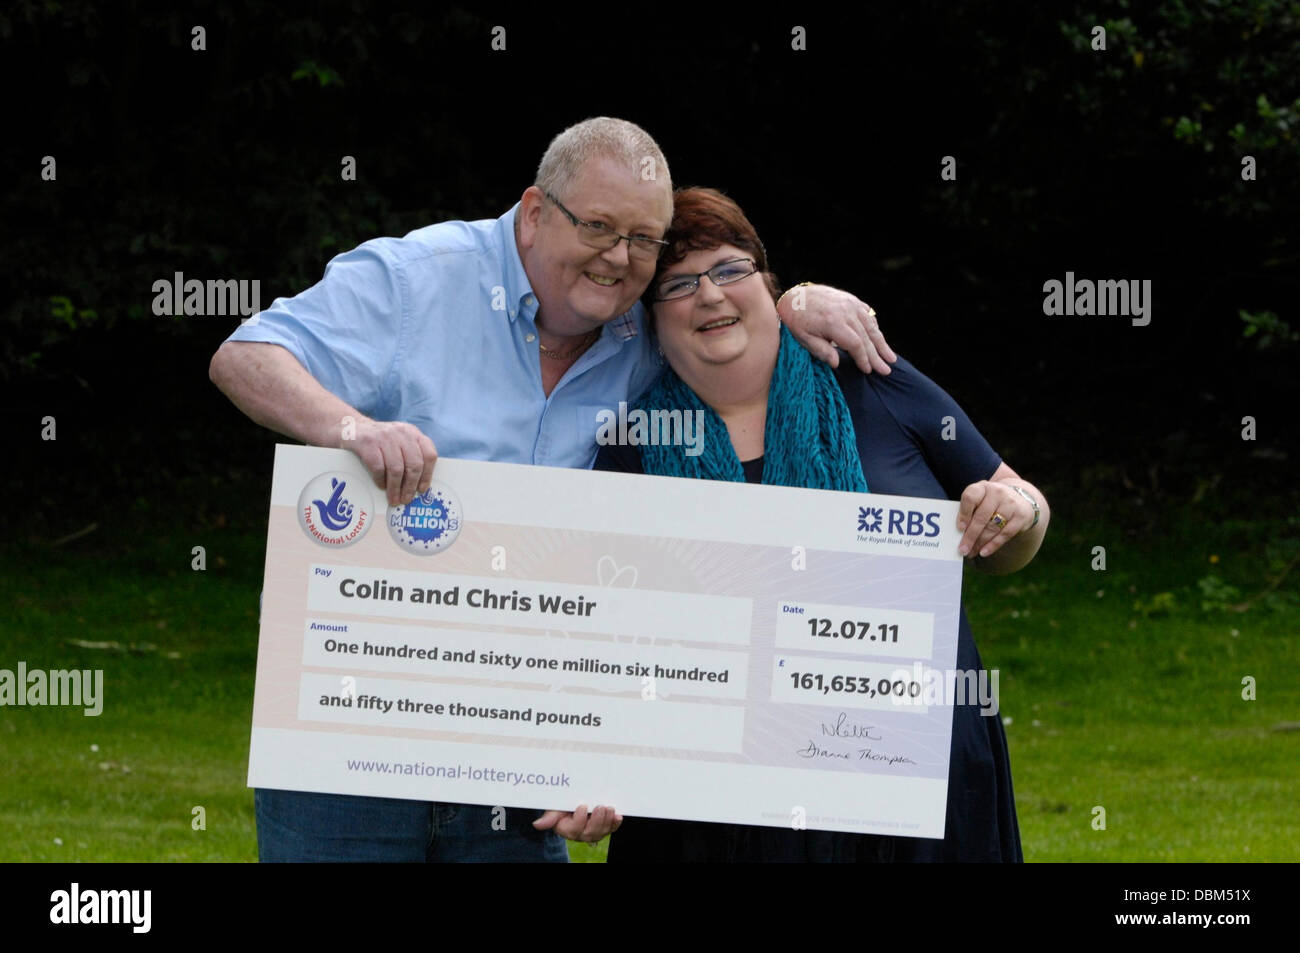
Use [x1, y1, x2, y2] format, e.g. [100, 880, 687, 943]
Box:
[525, 333, 535, 342]
[509, 309, 517, 318]
[524, 295, 536, 306]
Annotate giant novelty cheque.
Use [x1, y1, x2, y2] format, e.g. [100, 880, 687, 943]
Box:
[248, 444, 968, 837]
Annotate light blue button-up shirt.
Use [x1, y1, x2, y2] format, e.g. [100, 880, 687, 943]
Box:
[224, 204, 663, 469]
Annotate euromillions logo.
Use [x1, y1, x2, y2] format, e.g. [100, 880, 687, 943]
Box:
[858, 506, 883, 533]
[388, 481, 463, 554]
[298, 473, 373, 547]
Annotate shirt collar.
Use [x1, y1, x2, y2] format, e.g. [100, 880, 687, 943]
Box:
[497, 204, 536, 324]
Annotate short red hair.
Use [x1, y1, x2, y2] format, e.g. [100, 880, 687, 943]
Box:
[647, 187, 781, 308]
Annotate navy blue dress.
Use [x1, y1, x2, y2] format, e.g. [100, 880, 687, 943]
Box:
[591, 354, 1024, 863]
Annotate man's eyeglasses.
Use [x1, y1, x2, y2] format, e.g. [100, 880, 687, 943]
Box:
[653, 258, 760, 301]
[544, 191, 669, 261]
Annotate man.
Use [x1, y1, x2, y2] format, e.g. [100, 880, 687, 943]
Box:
[210, 117, 896, 862]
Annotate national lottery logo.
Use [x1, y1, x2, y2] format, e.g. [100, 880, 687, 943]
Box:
[388, 481, 463, 554]
[298, 473, 373, 548]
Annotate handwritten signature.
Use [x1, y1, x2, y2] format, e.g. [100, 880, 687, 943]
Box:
[797, 740, 850, 760]
[821, 711, 881, 741]
[797, 739, 917, 766]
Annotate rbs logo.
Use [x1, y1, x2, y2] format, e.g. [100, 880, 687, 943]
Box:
[891, 509, 942, 537]
[859, 505, 941, 538]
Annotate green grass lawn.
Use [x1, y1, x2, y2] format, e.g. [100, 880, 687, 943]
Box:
[2, 490, 1296, 862]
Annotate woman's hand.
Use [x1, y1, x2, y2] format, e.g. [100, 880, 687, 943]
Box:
[956, 464, 1050, 574]
[957, 480, 1032, 558]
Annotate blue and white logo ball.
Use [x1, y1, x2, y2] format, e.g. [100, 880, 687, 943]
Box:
[298, 472, 373, 547]
[388, 482, 463, 554]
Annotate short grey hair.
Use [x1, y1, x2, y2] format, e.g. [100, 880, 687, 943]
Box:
[535, 117, 671, 201]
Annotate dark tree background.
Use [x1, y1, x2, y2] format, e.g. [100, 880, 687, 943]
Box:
[4, 1, 1297, 544]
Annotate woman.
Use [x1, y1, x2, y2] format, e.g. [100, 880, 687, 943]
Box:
[593, 188, 1050, 862]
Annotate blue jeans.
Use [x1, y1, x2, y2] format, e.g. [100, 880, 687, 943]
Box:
[255, 788, 569, 862]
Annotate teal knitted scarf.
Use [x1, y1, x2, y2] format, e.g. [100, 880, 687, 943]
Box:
[635, 324, 868, 491]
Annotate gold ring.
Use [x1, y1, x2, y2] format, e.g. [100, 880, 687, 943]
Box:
[989, 512, 1007, 528]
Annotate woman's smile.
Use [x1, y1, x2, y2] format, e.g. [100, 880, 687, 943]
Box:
[697, 316, 740, 333]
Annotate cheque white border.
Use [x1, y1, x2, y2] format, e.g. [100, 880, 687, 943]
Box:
[270, 448, 964, 562]
[249, 727, 949, 838]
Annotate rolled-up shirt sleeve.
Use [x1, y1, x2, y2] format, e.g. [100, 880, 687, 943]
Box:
[224, 239, 406, 419]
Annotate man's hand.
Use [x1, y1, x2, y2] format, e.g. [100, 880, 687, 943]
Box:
[777, 284, 897, 374]
[209, 342, 437, 506]
[347, 417, 438, 506]
[533, 805, 622, 843]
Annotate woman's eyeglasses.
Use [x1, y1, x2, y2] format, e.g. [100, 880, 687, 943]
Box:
[653, 258, 759, 301]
